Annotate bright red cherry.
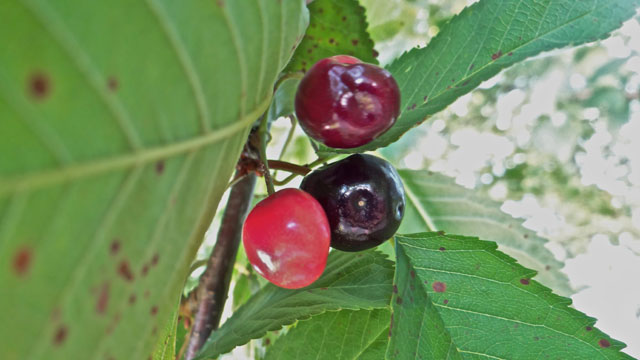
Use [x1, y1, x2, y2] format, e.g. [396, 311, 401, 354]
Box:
[295, 55, 401, 149]
[242, 188, 331, 289]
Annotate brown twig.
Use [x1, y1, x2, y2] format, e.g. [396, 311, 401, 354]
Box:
[183, 171, 256, 360]
[268, 160, 312, 176]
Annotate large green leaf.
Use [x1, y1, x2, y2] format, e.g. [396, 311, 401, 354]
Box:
[196, 249, 394, 359]
[264, 309, 390, 360]
[397, 169, 572, 295]
[284, 0, 377, 74]
[390, 233, 633, 359]
[0, 1, 307, 359]
[320, 0, 640, 154]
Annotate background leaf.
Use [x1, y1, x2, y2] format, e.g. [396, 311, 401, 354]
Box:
[397, 169, 571, 295]
[196, 249, 394, 359]
[318, 0, 640, 154]
[284, 0, 377, 74]
[0, 1, 307, 359]
[391, 233, 633, 359]
[264, 309, 390, 360]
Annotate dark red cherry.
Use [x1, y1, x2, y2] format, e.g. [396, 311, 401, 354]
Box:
[242, 188, 331, 289]
[300, 154, 405, 252]
[295, 55, 401, 149]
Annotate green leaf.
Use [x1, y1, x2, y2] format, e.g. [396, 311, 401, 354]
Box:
[267, 77, 300, 123]
[397, 169, 572, 296]
[284, 0, 378, 74]
[390, 233, 633, 359]
[0, 1, 307, 359]
[196, 249, 394, 359]
[264, 309, 390, 360]
[320, 0, 640, 154]
[152, 308, 179, 360]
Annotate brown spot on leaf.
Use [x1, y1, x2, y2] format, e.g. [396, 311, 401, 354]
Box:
[439, 247, 446, 251]
[586, 326, 593, 331]
[328, 38, 334, 44]
[351, 39, 358, 46]
[520, 278, 530, 285]
[599, 339, 611, 348]
[443, 299, 449, 304]
[436, 230, 445, 236]
[410, 270, 416, 279]
[372, 49, 379, 58]
[491, 51, 503, 60]
[396, 297, 403, 305]
[393, 285, 398, 293]
[28, 72, 51, 100]
[432, 281, 446, 293]
[151, 254, 159, 267]
[12, 246, 33, 277]
[469, 64, 475, 70]
[110, 240, 120, 255]
[107, 76, 118, 92]
[342, 16, 347, 22]
[53, 325, 68, 346]
[508, 52, 513, 56]
[150, 306, 158, 316]
[95, 282, 110, 315]
[129, 293, 136, 305]
[117, 260, 134, 282]
[141, 264, 149, 277]
[155, 160, 165, 175]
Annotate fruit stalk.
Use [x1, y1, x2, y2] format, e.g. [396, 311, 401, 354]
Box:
[184, 170, 257, 360]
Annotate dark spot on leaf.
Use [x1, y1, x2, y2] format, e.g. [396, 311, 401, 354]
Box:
[518, 36, 522, 40]
[520, 278, 530, 285]
[216, 0, 224, 7]
[491, 51, 503, 60]
[524, 234, 529, 239]
[107, 76, 118, 92]
[435, 71, 439, 76]
[12, 246, 33, 277]
[469, 64, 475, 70]
[318, 8, 323, 13]
[28, 72, 51, 100]
[423, 96, 428, 102]
[534, 336, 540, 341]
[443, 299, 449, 304]
[393, 285, 398, 293]
[151, 254, 159, 267]
[352, 39, 358, 46]
[410, 270, 416, 279]
[151, 306, 158, 316]
[129, 293, 136, 305]
[545, 265, 551, 271]
[396, 297, 403, 305]
[437, 230, 445, 236]
[265, 338, 271, 346]
[307, 49, 312, 54]
[586, 326, 593, 331]
[320, 287, 328, 290]
[141, 264, 149, 277]
[599, 339, 610, 348]
[313, 44, 319, 48]
[342, 16, 347, 22]
[462, 80, 470, 86]
[117, 260, 134, 282]
[388, 314, 393, 337]
[508, 52, 513, 56]
[329, 38, 334, 44]
[95, 282, 110, 315]
[53, 325, 68, 346]
[155, 160, 165, 175]
[439, 247, 446, 251]
[432, 281, 446, 293]
[372, 49, 379, 58]
[410, 103, 416, 110]
[110, 240, 120, 255]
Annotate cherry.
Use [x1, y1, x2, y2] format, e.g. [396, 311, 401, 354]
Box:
[242, 188, 331, 289]
[295, 55, 401, 149]
[300, 154, 405, 252]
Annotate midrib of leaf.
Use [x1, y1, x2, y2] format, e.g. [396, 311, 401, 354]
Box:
[0, 94, 269, 197]
[411, 1, 606, 113]
[22, 0, 143, 150]
[144, 0, 211, 134]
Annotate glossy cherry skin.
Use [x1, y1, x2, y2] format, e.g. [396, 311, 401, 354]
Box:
[242, 188, 331, 289]
[295, 55, 401, 149]
[300, 154, 405, 252]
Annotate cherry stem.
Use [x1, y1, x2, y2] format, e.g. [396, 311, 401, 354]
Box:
[257, 114, 276, 195]
[268, 160, 311, 176]
[184, 169, 257, 360]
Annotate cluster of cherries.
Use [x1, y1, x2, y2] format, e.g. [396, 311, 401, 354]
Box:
[242, 55, 405, 289]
